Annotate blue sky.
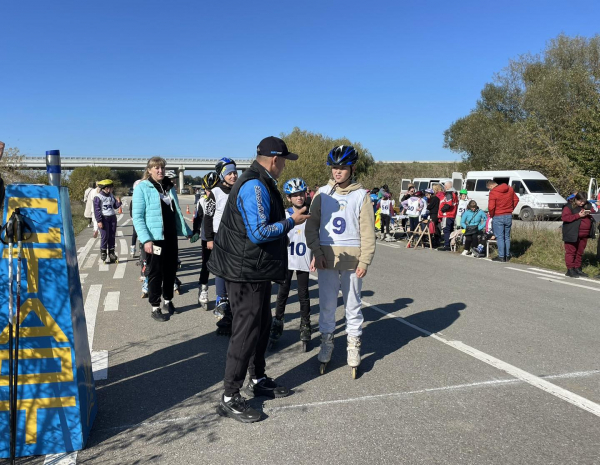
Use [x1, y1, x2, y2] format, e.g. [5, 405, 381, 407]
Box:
[1, 0, 599, 163]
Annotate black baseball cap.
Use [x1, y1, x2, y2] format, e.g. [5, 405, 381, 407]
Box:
[256, 136, 299, 160]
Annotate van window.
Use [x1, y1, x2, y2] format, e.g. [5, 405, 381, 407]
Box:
[522, 179, 556, 194]
[418, 181, 428, 191]
[512, 180, 525, 195]
[475, 179, 489, 191]
[465, 179, 475, 191]
[494, 177, 510, 185]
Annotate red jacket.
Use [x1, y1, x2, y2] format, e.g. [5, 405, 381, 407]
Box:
[438, 191, 458, 219]
[488, 184, 519, 217]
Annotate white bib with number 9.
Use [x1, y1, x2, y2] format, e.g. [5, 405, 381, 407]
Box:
[318, 186, 366, 247]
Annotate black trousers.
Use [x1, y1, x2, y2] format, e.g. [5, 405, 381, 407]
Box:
[380, 214, 391, 235]
[198, 240, 211, 286]
[275, 270, 310, 321]
[146, 239, 178, 307]
[223, 280, 272, 397]
[464, 233, 480, 250]
[131, 226, 138, 247]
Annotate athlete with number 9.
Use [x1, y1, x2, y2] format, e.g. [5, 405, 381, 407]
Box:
[305, 145, 376, 378]
[269, 178, 315, 351]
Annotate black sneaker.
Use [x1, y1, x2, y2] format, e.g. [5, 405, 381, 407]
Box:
[491, 256, 505, 262]
[216, 393, 261, 423]
[163, 301, 179, 315]
[243, 377, 290, 399]
[576, 268, 589, 277]
[565, 268, 579, 278]
[151, 309, 170, 322]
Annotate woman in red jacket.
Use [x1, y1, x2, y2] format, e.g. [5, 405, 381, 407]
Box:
[562, 192, 594, 278]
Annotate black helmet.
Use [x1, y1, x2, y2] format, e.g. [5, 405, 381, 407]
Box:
[215, 157, 236, 177]
[327, 145, 358, 166]
[202, 172, 219, 190]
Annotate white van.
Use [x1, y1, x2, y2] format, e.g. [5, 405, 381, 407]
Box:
[462, 170, 566, 220]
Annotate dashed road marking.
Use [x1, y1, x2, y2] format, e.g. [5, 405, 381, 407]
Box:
[104, 291, 120, 311]
[117, 230, 123, 237]
[505, 267, 565, 280]
[363, 299, 600, 418]
[84, 284, 102, 350]
[122, 218, 131, 226]
[79, 273, 88, 284]
[77, 237, 96, 269]
[92, 350, 109, 380]
[83, 253, 98, 269]
[112, 239, 129, 279]
[44, 451, 78, 465]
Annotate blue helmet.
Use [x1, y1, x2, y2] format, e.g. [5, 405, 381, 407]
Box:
[215, 157, 236, 177]
[283, 178, 308, 195]
[327, 145, 358, 166]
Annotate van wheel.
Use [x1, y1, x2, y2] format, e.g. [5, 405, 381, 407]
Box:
[519, 207, 534, 221]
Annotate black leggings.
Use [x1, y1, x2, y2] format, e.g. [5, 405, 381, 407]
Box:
[131, 226, 138, 247]
[380, 214, 391, 235]
[198, 240, 212, 286]
[464, 234, 480, 251]
[275, 270, 310, 321]
[146, 239, 178, 307]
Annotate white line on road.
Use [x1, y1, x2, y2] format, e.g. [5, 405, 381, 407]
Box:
[104, 291, 120, 311]
[117, 214, 124, 222]
[529, 267, 600, 285]
[44, 452, 78, 465]
[79, 273, 88, 284]
[363, 299, 600, 418]
[77, 237, 96, 270]
[536, 277, 600, 292]
[84, 284, 102, 349]
[92, 350, 109, 380]
[122, 218, 131, 226]
[120, 238, 128, 256]
[505, 267, 565, 280]
[83, 253, 98, 269]
[377, 242, 401, 249]
[117, 230, 123, 237]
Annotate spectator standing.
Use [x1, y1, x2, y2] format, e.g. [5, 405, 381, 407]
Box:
[437, 182, 458, 251]
[424, 188, 440, 247]
[562, 193, 594, 278]
[400, 184, 415, 233]
[456, 189, 470, 230]
[401, 189, 424, 238]
[132, 157, 192, 322]
[83, 182, 95, 227]
[377, 192, 395, 241]
[208, 136, 308, 423]
[487, 180, 519, 262]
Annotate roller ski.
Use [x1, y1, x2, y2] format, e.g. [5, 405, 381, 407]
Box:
[198, 284, 209, 309]
[268, 317, 284, 351]
[347, 335, 361, 379]
[318, 333, 334, 375]
[299, 319, 311, 352]
[215, 297, 232, 336]
[141, 277, 148, 298]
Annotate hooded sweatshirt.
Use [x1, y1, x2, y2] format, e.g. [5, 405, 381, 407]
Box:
[306, 180, 376, 271]
[488, 184, 519, 218]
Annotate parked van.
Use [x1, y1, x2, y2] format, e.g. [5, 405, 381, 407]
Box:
[461, 170, 566, 221]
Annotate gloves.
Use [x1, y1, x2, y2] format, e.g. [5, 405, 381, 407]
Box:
[190, 233, 200, 243]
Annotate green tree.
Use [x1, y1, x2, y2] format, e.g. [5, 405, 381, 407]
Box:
[68, 166, 118, 202]
[279, 127, 375, 193]
[444, 33, 600, 195]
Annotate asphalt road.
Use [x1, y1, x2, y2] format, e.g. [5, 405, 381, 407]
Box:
[7, 196, 599, 465]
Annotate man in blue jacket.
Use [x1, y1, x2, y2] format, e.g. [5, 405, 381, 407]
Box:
[208, 136, 310, 423]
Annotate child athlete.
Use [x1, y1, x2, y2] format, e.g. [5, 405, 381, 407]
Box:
[204, 158, 238, 335]
[269, 178, 314, 352]
[305, 145, 376, 378]
[94, 179, 122, 264]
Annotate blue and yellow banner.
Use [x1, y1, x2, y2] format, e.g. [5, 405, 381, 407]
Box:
[0, 184, 97, 457]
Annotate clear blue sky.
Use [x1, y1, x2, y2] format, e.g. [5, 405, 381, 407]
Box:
[1, 0, 599, 163]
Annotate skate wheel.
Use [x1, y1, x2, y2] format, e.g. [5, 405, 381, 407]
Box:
[351, 367, 358, 379]
[319, 363, 327, 375]
[300, 341, 307, 353]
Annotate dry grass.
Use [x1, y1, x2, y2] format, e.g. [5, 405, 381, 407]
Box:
[70, 200, 90, 236]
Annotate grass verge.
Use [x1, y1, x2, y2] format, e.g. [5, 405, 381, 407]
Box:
[70, 200, 89, 236]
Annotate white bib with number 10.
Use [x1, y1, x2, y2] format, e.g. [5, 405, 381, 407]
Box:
[318, 186, 366, 247]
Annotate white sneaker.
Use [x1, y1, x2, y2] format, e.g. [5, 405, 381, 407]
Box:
[129, 245, 136, 256]
[461, 250, 469, 256]
[347, 335, 361, 368]
[318, 333, 334, 364]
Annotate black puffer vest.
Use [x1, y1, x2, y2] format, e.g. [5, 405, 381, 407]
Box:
[207, 160, 288, 283]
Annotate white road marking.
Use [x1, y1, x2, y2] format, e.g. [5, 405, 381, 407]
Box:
[92, 350, 109, 380]
[537, 277, 600, 292]
[104, 291, 120, 311]
[529, 267, 600, 285]
[505, 267, 565, 280]
[44, 452, 78, 465]
[117, 214, 124, 222]
[267, 369, 600, 413]
[117, 230, 123, 237]
[79, 273, 88, 284]
[377, 242, 401, 248]
[120, 238, 128, 256]
[84, 284, 102, 350]
[99, 261, 109, 272]
[83, 253, 98, 269]
[122, 218, 131, 226]
[77, 237, 96, 270]
[112, 239, 129, 279]
[363, 299, 600, 418]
